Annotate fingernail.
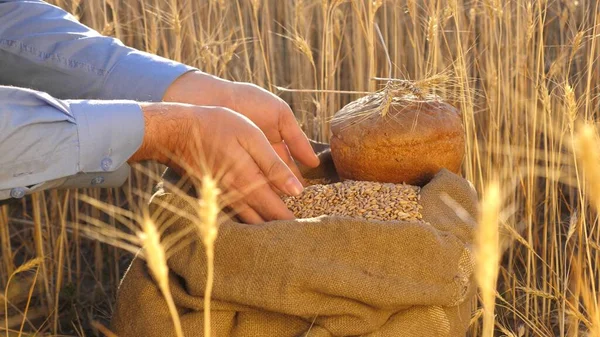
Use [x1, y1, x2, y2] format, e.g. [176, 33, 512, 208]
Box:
[286, 177, 304, 196]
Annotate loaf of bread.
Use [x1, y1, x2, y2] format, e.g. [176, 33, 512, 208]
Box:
[329, 91, 465, 186]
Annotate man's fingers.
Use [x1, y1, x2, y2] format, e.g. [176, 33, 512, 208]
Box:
[231, 203, 265, 225]
[220, 169, 266, 224]
[241, 130, 304, 197]
[272, 142, 305, 185]
[278, 101, 320, 168]
[245, 182, 295, 222]
[222, 151, 296, 223]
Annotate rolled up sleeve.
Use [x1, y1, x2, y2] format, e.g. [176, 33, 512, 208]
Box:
[0, 86, 144, 201]
[0, 0, 196, 101]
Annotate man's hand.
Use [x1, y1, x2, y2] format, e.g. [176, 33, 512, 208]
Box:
[162, 71, 320, 182]
[129, 102, 303, 224]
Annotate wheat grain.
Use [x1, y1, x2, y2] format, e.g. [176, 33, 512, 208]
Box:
[282, 180, 423, 222]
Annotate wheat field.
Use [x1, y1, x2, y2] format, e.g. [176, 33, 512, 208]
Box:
[1, 0, 599, 336]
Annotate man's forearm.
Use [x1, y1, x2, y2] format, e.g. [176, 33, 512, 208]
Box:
[0, 0, 195, 101]
[0, 86, 144, 201]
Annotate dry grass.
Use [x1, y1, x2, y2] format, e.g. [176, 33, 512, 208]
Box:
[1, 0, 600, 336]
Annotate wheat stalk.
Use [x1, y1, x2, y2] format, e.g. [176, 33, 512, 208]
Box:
[3, 258, 42, 334]
[139, 217, 183, 337]
[195, 175, 221, 337]
[476, 181, 501, 337]
[573, 123, 600, 211]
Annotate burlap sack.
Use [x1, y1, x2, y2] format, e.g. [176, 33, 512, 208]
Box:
[110, 147, 478, 337]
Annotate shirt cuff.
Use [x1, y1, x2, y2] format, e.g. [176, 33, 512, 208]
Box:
[0, 165, 132, 202]
[68, 100, 144, 175]
[101, 48, 197, 102]
[60, 164, 132, 189]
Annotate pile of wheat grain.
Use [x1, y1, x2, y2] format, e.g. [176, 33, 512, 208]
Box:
[283, 180, 423, 222]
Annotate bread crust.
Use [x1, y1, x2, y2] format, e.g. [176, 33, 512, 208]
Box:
[330, 95, 465, 186]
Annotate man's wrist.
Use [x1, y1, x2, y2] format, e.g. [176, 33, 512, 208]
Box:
[129, 102, 195, 168]
[129, 103, 169, 165]
[162, 70, 236, 108]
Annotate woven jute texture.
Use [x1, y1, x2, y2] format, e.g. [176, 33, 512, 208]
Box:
[110, 147, 478, 337]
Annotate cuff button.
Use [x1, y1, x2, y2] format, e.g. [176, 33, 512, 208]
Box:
[101, 157, 113, 171]
[91, 176, 105, 186]
[10, 187, 26, 199]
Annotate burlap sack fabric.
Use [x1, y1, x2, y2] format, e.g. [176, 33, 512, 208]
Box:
[110, 147, 479, 337]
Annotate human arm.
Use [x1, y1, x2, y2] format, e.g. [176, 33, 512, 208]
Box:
[0, 0, 318, 176]
[0, 85, 300, 223]
[0, 0, 319, 170]
[0, 85, 144, 202]
[0, 0, 195, 102]
[0, 0, 313, 221]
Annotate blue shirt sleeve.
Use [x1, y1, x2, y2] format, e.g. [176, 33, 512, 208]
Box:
[0, 85, 145, 201]
[0, 0, 197, 101]
[0, 1, 198, 200]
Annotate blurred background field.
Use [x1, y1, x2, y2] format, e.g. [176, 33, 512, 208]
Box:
[1, 0, 600, 336]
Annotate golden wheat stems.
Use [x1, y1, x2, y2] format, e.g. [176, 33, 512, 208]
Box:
[140, 218, 184, 337]
[30, 194, 52, 315]
[0, 206, 13, 279]
[196, 175, 221, 337]
[583, 1, 600, 119]
[572, 123, 600, 333]
[573, 124, 600, 212]
[366, 0, 382, 93]
[249, 0, 273, 88]
[476, 181, 501, 337]
[3, 257, 42, 334]
[52, 192, 69, 334]
[169, 0, 183, 62]
[91, 321, 120, 337]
